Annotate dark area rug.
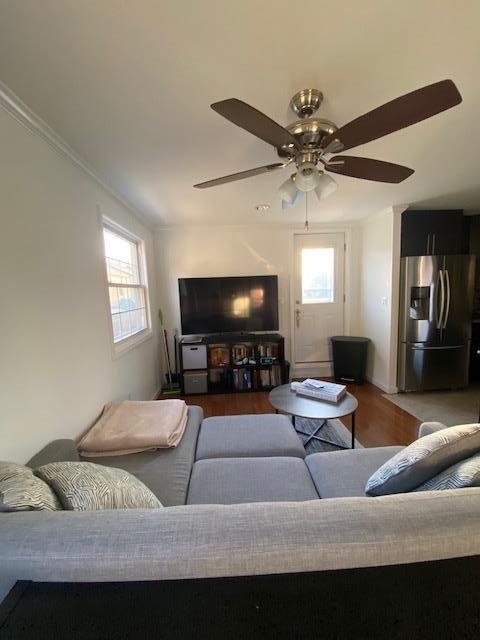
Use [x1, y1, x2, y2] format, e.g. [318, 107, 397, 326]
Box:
[295, 417, 363, 453]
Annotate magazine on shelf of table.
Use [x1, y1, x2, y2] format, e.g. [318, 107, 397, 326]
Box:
[291, 379, 347, 403]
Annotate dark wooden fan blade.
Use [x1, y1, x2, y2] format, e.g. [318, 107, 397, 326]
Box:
[326, 156, 414, 183]
[211, 98, 300, 150]
[194, 163, 286, 189]
[322, 80, 462, 152]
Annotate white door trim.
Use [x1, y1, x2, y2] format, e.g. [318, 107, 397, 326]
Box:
[289, 225, 352, 378]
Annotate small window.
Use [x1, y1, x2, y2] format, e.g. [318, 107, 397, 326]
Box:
[301, 247, 334, 304]
[102, 224, 150, 345]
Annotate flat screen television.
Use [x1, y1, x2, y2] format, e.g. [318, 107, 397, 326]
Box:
[178, 275, 279, 335]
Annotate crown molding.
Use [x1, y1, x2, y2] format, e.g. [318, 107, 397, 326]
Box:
[155, 219, 362, 232]
[0, 80, 154, 230]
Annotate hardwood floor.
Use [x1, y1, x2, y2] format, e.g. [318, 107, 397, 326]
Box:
[340, 381, 421, 447]
[162, 381, 421, 448]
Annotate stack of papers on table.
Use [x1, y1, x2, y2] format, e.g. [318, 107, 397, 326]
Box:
[291, 379, 347, 403]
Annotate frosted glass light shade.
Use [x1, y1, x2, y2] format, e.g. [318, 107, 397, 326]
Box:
[315, 173, 338, 200]
[281, 190, 303, 209]
[295, 162, 321, 192]
[278, 175, 298, 204]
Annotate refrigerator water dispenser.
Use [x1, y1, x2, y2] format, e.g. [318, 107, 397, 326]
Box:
[409, 286, 430, 320]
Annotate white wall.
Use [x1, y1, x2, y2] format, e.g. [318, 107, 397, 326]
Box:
[155, 223, 361, 375]
[0, 108, 159, 463]
[355, 206, 404, 392]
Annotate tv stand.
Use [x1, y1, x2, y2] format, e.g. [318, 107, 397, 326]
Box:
[179, 333, 289, 395]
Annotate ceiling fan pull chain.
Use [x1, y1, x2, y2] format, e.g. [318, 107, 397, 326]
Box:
[305, 192, 309, 231]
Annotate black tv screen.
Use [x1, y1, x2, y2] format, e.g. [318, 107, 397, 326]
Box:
[178, 275, 279, 334]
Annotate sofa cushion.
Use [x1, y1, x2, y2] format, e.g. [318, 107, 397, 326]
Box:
[80, 405, 203, 506]
[187, 457, 319, 505]
[413, 451, 480, 491]
[36, 462, 162, 510]
[195, 414, 305, 461]
[305, 447, 404, 498]
[366, 423, 480, 496]
[0, 462, 61, 512]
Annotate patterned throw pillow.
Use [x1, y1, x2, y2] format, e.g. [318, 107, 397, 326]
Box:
[0, 462, 62, 512]
[413, 451, 480, 491]
[365, 423, 480, 496]
[35, 462, 162, 511]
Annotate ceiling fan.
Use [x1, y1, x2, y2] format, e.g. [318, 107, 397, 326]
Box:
[194, 80, 462, 208]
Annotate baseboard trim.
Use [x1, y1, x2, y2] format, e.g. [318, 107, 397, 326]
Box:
[366, 375, 397, 394]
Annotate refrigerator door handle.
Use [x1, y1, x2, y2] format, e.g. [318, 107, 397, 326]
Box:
[410, 345, 464, 350]
[443, 270, 451, 329]
[436, 269, 445, 329]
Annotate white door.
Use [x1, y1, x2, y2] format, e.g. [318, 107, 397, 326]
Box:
[293, 233, 345, 364]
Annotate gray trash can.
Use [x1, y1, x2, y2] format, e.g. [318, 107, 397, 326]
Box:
[331, 336, 370, 384]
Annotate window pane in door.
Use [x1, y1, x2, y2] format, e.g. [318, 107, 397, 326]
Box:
[301, 247, 334, 304]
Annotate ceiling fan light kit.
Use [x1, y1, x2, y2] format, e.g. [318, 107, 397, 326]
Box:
[294, 162, 321, 192]
[281, 190, 303, 210]
[194, 79, 462, 210]
[278, 175, 298, 204]
[315, 173, 338, 200]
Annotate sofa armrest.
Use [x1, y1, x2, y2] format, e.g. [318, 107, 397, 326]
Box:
[418, 422, 447, 438]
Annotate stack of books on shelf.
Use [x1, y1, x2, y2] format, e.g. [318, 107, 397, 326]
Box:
[269, 364, 282, 387]
[258, 344, 278, 359]
[259, 369, 271, 388]
[232, 368, 253, 391]
[291, 379, 346, 403]
[258, 364, 282, 389]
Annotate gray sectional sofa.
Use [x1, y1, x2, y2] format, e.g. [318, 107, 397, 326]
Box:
[1, 407, 480, 603]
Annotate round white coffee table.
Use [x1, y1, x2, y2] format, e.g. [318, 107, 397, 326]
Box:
[268, 384, 358, 449]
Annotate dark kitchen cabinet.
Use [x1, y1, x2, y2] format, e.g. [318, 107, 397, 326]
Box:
[401, 210, 469, 257]
[468, 215, 480, 317]
[469, 321, 480, 381]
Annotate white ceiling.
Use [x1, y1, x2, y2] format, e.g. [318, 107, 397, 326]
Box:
[1, 0, 480, 227]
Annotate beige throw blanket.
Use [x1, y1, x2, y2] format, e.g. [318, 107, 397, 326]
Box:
[79, 400, 188, 457]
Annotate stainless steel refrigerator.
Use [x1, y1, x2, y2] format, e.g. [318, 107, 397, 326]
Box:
[397, 255, 475, 392]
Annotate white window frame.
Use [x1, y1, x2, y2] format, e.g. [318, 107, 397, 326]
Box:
[101, 217, 152, 356]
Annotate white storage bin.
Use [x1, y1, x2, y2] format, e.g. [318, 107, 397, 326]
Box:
[183, 370, 208, 395]
[182, 344, 207, 370]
